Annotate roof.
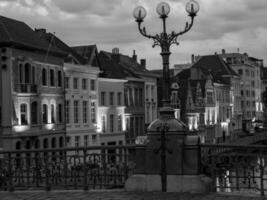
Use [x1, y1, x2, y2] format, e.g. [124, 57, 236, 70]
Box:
[0, 15, 64, 56]
[72, 45, 100, 66]
[191, 55, 238, 84]
[103, 51, 159, 78]
[98, 51, 139, 79]
[36, 31, 86, 65]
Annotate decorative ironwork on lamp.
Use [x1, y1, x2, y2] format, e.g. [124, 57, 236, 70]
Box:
[133, 0, 199, 106]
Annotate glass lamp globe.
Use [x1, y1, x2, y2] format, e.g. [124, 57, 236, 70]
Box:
[133, 6, 147, 21]
[156, 2, 170, 17]
[186, 0, 200, 16]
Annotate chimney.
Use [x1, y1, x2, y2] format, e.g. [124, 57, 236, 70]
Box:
[191, 54, 195, 63]
[222, 49, 225, 55]
[111, 47, 120, 63]
[140, 59, 146, 69]
[132, 50, 137, 62]
[35, 28, 46, 34]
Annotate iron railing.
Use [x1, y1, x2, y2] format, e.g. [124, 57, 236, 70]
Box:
[0, 145, 136, 191]
[200, 144, 267, 196]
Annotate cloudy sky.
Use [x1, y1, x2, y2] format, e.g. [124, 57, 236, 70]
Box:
[0, 0, 266, 69]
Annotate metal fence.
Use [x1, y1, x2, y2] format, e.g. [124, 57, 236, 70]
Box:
[0, 145, 136, 191]
[200, 144, 267, 196]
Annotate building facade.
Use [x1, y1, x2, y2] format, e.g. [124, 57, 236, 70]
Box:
[64, 63, 100, 149]
[219, 49, 263, 132]
[0, 16, 66, 151]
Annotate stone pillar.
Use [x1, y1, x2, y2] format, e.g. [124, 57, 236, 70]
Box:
[125, 107, 212, 193]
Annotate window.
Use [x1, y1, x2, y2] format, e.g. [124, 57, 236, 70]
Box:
[118, 115, 122, 132]
[65, 77, 69, 89]
[42, 68, 47, 86]
[245, 69, 249, 76]
[42, 104, 48, 124]
[134, 88, 138, 106]
[100, 92, 106, 106]
[92, 135, 97, 144]
[109, 92, 114, 105]
[20, 104, 28, 125]
[75, 136, 80, 147]
[50, 69, 55, 86]
[251, 71, 255, 77]
[91, 102, 96, 123]
[84, 135, 88, 147]
[25, 63, 30, 84]
[82, 79, 87, 90]
[238, 69, 243, 75]
[251, 81, 255, 87]
[90, 80, 95, 91]
[83, 101, 88, 123]
[66, 101, 70, 124]
[32, 66, 35, 84]
[73, 78, 78, 89]
[31, 102, 37, 124]
[241, 90, 244, 96]
[139, 88, 143, 106]
[51, 104, 55, 123]
[58, 104, 63, 123]
[58, 71, 62, 87]
[74, 101, 79, 123]
[110, 114, 114, 132]
[101, 115, 106, 133]
[117, 92, 122, 106]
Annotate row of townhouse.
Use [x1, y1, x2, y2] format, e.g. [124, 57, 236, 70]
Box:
[171, 49, 264, 144]
[0, 15, 158, 151]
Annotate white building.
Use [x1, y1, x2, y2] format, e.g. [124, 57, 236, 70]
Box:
[97, 78, 127, 146]
[64, 63, 100, 149]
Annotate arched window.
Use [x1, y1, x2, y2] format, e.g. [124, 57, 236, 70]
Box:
[20, 103, 28, 125]
[51, 104, 55, 123]
[43, 138, 48, 149]
[24, 63, 31, 84]
[50, 69, 54, 86]
[59, 137, 64, 148]
[16, 141, 21, 150]
[32, 66, 35, 84]
[31, 102, 38, 124]
[42, 104, 48, 124]
[51, 137, 56, 148]
[58, 71, 62, 87]
[42, 68, 47, 86]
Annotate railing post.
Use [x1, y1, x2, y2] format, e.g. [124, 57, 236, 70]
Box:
[8, 153, 14, 192]
[64, 150, 68, 189]
[260, 155, 264, 196]
[44, 153, 50, 191]
[83, 149, 88, 191]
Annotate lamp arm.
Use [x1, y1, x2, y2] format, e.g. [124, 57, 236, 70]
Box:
[137, 21, 161, 48]
[168, 16, 195, 45]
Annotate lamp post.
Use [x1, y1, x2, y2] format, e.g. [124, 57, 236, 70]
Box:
[133, 1, 200, 192]
[133, 0, 199, 107]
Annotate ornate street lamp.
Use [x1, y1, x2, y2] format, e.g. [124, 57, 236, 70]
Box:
[133, 0, 199, 106]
